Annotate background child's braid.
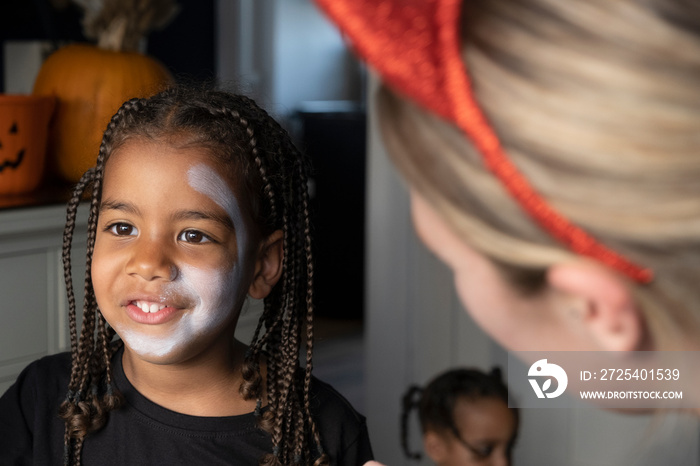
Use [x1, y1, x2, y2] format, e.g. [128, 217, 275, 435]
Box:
[400, 385, 424, 460]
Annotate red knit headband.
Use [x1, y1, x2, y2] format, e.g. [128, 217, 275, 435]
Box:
[314, 0, 652, 283]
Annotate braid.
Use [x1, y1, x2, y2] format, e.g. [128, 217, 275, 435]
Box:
[60, 168, 93, 466]
[61, 168, 94, 394]
[59, 98, 145, 465]
[218, 93, 327, 464]
[299, 159, 328, 464]
[400, 386, 424, 460]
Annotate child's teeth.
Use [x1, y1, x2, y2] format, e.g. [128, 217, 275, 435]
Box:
[134, 301, 167, 313]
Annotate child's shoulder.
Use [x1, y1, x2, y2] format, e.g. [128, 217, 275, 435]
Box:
[0, 352, 74, 463]
[309, 375, 365, 423]
[309, 375, 374, 463]
[12, 351, 72, 397]
[20, 351, 71, 380]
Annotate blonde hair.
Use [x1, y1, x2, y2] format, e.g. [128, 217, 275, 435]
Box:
[377, 0, 700, 349]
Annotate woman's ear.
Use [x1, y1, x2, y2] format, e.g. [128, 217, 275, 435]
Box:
[547, 260, 646, 351]
[248, 230, 284, 299]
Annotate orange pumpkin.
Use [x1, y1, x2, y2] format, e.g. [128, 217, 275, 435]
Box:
[32, 44, 173, 182]
[0, 94, 55, 195]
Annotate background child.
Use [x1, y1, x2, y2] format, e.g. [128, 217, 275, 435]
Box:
[402, 368, 518, 466]
[0, 87, 373, 465]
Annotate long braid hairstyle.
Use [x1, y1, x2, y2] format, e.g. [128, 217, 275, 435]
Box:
[400, 367, 518, 461]
[59, 87, 328, 465]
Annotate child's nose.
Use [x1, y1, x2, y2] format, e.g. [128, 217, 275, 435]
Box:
[126, 237, 178, 281]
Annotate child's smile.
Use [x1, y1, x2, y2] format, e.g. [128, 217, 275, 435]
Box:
[120, 276, 199, 326]
[92, 139, 254, 364]
[125, 300, 180, 324]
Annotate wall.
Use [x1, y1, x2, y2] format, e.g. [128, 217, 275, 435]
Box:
[216, 0, 363, 119]
[0, 204, 87, 395]
[271, 0, 363, 115]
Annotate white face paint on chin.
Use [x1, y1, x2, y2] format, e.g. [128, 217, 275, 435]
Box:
[117, 163, 249, 359]
[120, 265, 239, 357]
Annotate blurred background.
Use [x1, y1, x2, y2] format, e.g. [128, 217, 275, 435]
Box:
[1, 1, 698, 464]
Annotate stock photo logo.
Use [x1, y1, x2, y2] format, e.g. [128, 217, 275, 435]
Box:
[528, 359, 568, 399]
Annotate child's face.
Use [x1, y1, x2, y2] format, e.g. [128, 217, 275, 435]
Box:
[92, 139, 255, 364]
[426, 397, 517, 466]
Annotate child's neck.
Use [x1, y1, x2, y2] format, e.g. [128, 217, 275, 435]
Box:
[121, 338, 260, 417]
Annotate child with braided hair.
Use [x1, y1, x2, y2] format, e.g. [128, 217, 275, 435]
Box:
[401, 368, 518, 466]
[0, 86, 373, 466]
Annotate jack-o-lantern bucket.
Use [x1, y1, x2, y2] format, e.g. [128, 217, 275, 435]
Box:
[0, 94, 55, 195]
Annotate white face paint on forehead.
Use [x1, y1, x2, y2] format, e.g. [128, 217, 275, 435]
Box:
[187, 163, 248, 260]
[116, 163, 251, 359]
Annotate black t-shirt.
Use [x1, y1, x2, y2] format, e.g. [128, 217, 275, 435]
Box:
[0, 347, 373, 465]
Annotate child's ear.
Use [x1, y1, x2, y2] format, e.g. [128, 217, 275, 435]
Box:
[423, 430, 449, 464]
[248, 230, 284, 300]
[547, 260, 646, 351]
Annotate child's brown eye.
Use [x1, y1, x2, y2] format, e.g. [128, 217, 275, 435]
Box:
[179, 230, 210, 243]
[108, 223, 136, 236]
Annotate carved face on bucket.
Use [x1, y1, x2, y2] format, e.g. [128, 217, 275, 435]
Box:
[92, 139, 255, 365]
[0, 122, 25, 172]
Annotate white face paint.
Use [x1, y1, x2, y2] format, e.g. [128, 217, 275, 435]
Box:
[118, 164, 249, 358]
[186, 163, 248, 260]
[120, 265, 239, 357]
